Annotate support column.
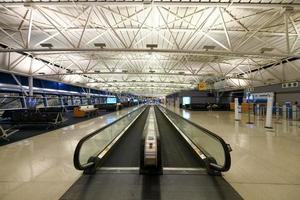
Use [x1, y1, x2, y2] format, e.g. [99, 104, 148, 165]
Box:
[28, 76, 33, 97]
[265, 94, 274, 129]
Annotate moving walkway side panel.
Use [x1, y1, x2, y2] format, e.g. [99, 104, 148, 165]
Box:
[156, 105, 232, 174]
[73, 105, 147, 173]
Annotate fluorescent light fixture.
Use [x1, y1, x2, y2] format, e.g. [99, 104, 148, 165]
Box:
[40, 43, 53, 48]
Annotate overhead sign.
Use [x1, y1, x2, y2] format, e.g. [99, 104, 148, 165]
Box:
[198, 82, 206, 91]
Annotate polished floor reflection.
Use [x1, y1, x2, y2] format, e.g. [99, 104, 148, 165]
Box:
[167, 106, 300, 200]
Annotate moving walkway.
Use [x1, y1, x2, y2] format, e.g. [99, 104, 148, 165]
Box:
[61, 105, 241, 200]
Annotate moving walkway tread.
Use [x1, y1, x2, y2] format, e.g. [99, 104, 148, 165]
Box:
[154, 106, 205, 168]
[101, 107, 150, 167]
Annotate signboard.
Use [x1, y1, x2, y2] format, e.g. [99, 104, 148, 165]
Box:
[198, 82, 206, 91]
[253, 92, 274, 103]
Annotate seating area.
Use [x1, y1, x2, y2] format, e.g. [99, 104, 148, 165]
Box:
[183, 103, 230, 111]
[4, 108, 64, 127]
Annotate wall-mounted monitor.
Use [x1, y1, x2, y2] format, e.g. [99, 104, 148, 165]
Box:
[106, 97, 117, 104]
[133, 99, 138, 103]
[182, 96, 191, 105]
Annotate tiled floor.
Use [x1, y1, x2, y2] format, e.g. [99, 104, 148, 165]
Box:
[0, 106, 141, 200]
[166, 106, 300, 200]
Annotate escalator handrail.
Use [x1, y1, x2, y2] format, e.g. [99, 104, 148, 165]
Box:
[158, 105, 231, 172]
[74, 105, 145, 170]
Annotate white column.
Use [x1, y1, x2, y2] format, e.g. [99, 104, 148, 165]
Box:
[265, 95, 274, 128]
[235, 98, 240, 121]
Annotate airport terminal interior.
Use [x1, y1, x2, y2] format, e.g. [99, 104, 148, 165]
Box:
[0, 0, 300, 200]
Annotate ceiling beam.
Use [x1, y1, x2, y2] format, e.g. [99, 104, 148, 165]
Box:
[0, 47, 298, 59]
[1, 1, 300, 9]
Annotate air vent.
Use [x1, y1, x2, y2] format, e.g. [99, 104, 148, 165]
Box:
[149, 70, 155, 73]
[178, 72, 185, 75]
[94, 43, 106, 48]
[146, 44, 158, 49]
[94, 70, 100, 73]
[203, 45, 215, 51]
[40, 43, 53, 48]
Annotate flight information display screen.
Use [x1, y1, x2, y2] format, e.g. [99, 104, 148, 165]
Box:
[106, 97, 117, 104]
[182, 97, 191, 105]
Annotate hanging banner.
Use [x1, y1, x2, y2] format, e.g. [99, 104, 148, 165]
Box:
[198, 82, 206, 91]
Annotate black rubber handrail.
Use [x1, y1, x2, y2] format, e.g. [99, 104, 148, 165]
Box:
[158, 105, 231, 172]
[74, 105, 145, 170]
